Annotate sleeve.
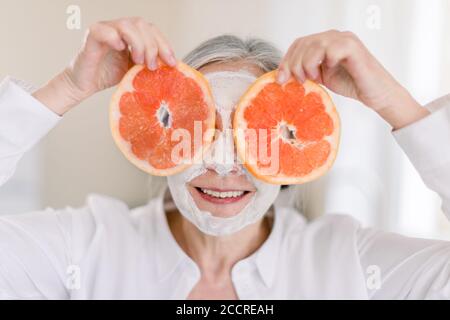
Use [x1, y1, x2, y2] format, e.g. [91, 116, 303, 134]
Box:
[357, 96, 450, 299]
[0, 77, 71, 299]
[392, 94, 450, 219]
[0, 76, 60, 186]
[0, 208, 73, 299]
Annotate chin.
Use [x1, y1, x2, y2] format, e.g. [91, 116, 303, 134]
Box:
[188, 185, 255, 218]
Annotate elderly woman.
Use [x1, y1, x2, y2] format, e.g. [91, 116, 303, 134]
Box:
[0, 17, 449, 299]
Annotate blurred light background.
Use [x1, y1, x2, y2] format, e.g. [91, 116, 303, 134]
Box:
[0, 0, 449, 239]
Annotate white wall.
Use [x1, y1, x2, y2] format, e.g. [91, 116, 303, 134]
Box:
[1, 0, 449, 239]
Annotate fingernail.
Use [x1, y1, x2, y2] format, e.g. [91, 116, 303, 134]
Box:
[168, 55, 177, 66]
[296, 74, 305, 83]
[149, 59, 158, 71]
[135, 55, 144, 65]
[277, 70, 288, 84]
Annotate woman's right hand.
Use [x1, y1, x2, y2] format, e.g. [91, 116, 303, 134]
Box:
[33, 17, 176, 116]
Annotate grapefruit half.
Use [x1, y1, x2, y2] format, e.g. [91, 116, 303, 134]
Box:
[234, 71, 340, 185]
[110, 63, 216, 176]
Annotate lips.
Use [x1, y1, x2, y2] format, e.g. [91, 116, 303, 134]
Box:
[199, 188, 245, 198]
[193, 186, 253, 204]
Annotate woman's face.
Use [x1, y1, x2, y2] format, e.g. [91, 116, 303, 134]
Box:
[187, 62, 266, 218]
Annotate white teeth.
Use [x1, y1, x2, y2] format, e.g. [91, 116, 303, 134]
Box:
[199, 188, 245, 198]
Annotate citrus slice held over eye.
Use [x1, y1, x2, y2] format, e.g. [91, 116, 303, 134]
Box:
[233, 71, 340, 184]
[110, 63, 216, 176]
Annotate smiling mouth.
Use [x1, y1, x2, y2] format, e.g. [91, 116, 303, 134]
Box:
[194, 187, 253, 204]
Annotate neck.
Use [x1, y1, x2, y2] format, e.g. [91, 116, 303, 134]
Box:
[166, 209, 272, 279]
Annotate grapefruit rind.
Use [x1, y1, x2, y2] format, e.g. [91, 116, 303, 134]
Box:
[110, 63, 216, 176]
[233, 71, 340, 185]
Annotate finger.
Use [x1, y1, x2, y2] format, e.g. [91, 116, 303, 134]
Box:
[302, 44, 326, 81]
[151, 27, 177, 67]
[289, 43, 308, 83]
[325, 34, 359, 69]
[85, 22, 126, 54]
[276, 60, 290, 84]
[138, 29, 159, 70]
[113, 20, 146, 65]
[135, 20, 176, 69]
[277, 40, 298, 84]
[144, 37, 159, 70]
[325, 45, 347, 69]
[134, 20, 165, 70]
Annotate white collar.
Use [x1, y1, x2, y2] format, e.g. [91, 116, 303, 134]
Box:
[149, 195, 286, 288]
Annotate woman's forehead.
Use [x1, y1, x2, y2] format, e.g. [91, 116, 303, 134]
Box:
[205, 71, 255, 107]
[199, 60, 265, 77]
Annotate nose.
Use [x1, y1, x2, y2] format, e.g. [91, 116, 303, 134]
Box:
[204, 128, 235, 171]
[204, 110, 243, 176]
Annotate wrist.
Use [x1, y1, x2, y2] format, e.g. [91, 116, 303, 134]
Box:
[32, 69, 87, 116]
[375, 89, 430, 130]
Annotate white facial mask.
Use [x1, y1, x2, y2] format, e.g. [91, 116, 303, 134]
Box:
[167, 71, 280, 236]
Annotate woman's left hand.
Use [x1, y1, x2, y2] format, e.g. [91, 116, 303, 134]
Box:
[277, 30, 430, 130]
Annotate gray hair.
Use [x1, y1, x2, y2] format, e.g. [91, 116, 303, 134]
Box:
[182, 34, 282, 72]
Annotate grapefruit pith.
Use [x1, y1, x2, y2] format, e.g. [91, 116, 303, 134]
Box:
[233, 71, 340, 185]
[110, 63, 216, 176]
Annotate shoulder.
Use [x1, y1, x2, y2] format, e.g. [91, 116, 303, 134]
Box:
[65, 194, 162, 262]
[279, 207, 362, 249]
[83, 193, 132, 227]
[305, 213, 361, 237]
[81, 193, 161, 234]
